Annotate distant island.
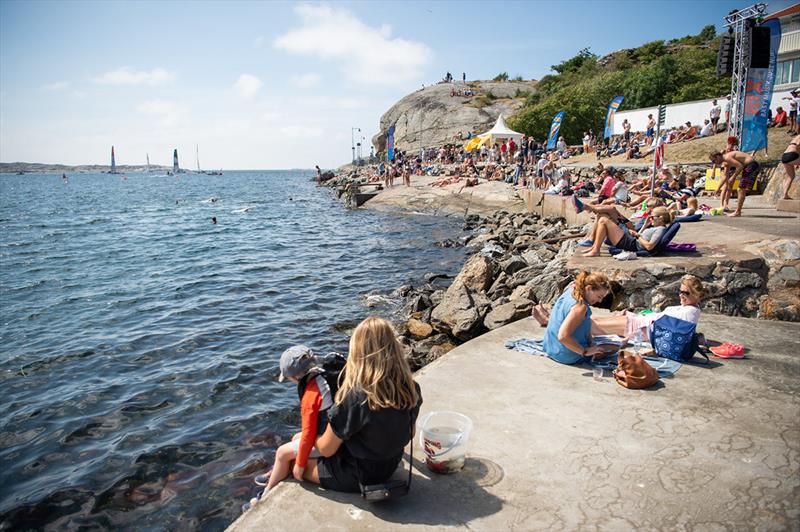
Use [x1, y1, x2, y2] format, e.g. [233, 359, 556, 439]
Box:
[0, 162, 171, 174]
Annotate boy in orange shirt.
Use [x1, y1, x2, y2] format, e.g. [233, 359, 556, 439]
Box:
[244, 346, 343, 511]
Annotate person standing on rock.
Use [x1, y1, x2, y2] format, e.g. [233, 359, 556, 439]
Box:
[316, 165, 322, 185]
[542, 271, 611, 365]
[710, 99, 721, 134]
[645, 114, 656, 146]
[709, 150, 760, 217]
[462, 72, 466, 83]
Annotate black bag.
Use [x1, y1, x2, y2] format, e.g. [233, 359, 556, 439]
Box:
[359, 421, 413, 502]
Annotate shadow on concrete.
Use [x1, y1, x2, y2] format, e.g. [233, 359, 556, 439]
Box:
[297, 456, 504, 526]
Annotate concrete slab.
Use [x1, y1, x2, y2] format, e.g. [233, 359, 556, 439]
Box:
[227, 314, 800, 531]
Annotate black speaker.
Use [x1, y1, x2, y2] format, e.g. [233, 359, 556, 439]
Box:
[751, 26, 771, 68]
[717, 36, 735, 76]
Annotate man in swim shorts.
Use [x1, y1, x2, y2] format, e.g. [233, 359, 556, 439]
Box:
[709, 150, 760, 217]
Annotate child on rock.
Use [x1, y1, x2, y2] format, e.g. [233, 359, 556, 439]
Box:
[244, 346, 345, 512]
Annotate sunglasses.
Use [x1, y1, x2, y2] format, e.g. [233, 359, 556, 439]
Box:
[679, 290, 692, 297]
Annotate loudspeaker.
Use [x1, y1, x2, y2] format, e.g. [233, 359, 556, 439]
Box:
[717, 36, 735, 76]
[750, 26, 771, 68]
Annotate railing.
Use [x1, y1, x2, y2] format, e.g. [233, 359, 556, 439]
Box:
[779, 29, 800, 55]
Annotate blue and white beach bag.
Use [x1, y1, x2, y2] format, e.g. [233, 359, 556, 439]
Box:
[649, 315, 705, 362]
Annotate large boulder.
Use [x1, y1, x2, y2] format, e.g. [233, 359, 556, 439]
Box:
[484, 300, 531, 330]
[456, 254, 497, 293]
[430, 280, 490, 340]
[407, 318, 434, 340]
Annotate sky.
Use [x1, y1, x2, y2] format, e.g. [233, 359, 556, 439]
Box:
[1, 0, 796, 169]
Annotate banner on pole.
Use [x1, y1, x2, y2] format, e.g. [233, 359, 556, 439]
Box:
[604, 96, 624, 139]
[387, 125, 395, 162]
[546, 112, 565, 150]
[741, 19, 781, 152]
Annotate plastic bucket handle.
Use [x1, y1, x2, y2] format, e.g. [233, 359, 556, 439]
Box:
[417, 411, 472, 459]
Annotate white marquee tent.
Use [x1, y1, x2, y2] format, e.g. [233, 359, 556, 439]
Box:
[465, 114, 524, 151]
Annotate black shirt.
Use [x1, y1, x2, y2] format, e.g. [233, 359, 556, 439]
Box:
[329, 382, 422, 463]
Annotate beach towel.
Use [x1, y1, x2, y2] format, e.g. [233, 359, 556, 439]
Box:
[664, 242, 696, 252]
[505, 338, 681, 377]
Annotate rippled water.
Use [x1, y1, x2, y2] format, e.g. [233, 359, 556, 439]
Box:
[0, 171, 466, 530]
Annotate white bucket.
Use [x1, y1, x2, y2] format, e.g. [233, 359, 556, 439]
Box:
[418, 411, 473, 474]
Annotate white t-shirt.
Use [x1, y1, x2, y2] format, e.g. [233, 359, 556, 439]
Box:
[613, 182, 629, 202]
[710, 105, 721, 119]
[700, 122, 714, 137]
[657, 305, 701, 324]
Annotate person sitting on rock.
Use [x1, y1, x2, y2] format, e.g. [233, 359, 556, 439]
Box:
[534, 276, 707, 342]
[573, 198, 674, 257]
[542, 271, 611, 365]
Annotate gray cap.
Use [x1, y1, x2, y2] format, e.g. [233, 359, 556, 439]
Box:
[278, 345, 316, 382]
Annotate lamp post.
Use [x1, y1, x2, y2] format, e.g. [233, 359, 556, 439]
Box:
[351, 127, 360, 164]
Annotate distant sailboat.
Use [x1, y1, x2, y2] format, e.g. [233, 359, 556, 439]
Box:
[196, 144, 202, 173]
[146, 153, 151, 174]
[173, 148, 180, 174]
[110, 146, 118, 174]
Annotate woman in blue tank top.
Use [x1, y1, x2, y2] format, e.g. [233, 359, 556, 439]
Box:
[543, 271, 611, 364]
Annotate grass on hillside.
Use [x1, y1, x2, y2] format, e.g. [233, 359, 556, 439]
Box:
[566, 127, 793, 166]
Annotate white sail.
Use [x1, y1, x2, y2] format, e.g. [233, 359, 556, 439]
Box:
[146, 153, 150, 174]
[173, 149, 179, 173]
[196, 144, 201, 172]
[110, 146, 117, 174]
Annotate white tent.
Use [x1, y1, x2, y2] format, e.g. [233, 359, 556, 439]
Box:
[464, 114, 524, 151]
[485, 114, 524, 142]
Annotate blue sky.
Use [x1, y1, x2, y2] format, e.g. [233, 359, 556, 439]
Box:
[1, 0, 795, 169]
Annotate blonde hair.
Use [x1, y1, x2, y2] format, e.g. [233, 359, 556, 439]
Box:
[687, 197, 698, 210]
[335, 316, 418, 411]
[681, 275, 708, 300]
[572, 271, 611, 303]
[650, 206, 674, 225]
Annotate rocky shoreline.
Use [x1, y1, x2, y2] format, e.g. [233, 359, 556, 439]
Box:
[388, 210, 798, 371]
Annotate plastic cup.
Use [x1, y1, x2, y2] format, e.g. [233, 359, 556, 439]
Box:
[593, 367, 605, 381]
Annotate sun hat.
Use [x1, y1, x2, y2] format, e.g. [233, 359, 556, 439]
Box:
[278, 345, 317, 382]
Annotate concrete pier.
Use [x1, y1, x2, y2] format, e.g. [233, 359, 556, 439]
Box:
[228, 314, 800, 531]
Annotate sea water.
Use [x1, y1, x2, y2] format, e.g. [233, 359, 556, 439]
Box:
[0, 171, 466, 530]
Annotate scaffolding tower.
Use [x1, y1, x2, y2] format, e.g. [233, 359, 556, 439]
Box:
[725, 3, 769, 142]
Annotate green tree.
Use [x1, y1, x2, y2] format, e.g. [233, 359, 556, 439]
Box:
[493, 72, 509, 81]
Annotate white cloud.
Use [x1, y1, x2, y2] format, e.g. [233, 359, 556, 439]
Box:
[274, 5, 432, 84]
[290, 73, 321, 89]
[42, 81, 70, 91]
[233, 74, 263, 99]
[279, 125, 323, 138]
[93, 67, 174, 86]
[136, 99, 186, 127]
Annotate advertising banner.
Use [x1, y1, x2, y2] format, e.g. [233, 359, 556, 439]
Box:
[604, 96, 624, 139]
[546, 112, 565, 150]
[387, 125, 395, 162]
[741, 19, 781, 152]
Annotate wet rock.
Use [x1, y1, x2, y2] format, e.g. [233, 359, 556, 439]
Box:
[406, 294, 432, 313]
[407, 318, 434, 340]
[455, 254, 496, 293]
[393, 284, 413, 298]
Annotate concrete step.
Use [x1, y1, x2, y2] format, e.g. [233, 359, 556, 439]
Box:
[777, 198, 800, 213]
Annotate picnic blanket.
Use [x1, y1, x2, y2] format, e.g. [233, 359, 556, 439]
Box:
[505, 338, 681, 377]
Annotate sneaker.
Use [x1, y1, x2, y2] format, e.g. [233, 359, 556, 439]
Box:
[577, 239, 594, 247]
[254, 469, 272, 487]
[613, 251, 638, 261]
[710, 342, 745, 359]
[242, 489, 266, 512]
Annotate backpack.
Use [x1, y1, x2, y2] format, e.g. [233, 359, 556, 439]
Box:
[298, 352, 347, 412]
[649, 316, 707, 363]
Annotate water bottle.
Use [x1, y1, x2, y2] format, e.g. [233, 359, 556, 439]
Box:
[633, 329, 642, 354]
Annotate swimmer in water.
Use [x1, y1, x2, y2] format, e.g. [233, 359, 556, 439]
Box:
[212, 217, 217, 224]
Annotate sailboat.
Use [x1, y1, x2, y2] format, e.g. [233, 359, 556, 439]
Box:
[171, 148, 185, 174]
[110, 146, 118, 174]
[196, 144, 222, 175]
[196, 144, 202, 173]
[146, 153, 151, 174]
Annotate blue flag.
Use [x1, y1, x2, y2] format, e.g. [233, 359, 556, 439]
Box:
[604, 96, 624, 139]
[387, 125, 395, 162]
[741, 19, 781, 152]
[546, 112, 565, 150]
